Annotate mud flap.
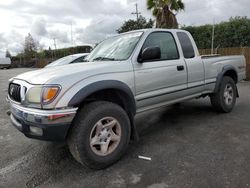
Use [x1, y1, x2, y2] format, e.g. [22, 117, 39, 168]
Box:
[236, 86, 239, 98]
[130, 119, 139, 142]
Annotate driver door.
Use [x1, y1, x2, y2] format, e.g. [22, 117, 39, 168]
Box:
[133, 31, 187, 111]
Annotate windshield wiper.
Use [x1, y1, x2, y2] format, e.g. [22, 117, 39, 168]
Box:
[92, 57, 116, 61]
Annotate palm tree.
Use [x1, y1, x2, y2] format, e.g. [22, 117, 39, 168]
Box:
[147, 0, 185, 29]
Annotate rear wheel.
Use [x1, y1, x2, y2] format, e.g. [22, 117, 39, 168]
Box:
[210, 76, 237, 113]
[67, 101, 131, 169]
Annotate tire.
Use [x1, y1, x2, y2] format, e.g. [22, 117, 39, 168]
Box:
[210, 76, 237, 113]
[67, 101, 131, 169]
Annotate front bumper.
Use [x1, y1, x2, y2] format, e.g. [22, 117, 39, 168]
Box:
[9, 101, 78, 141]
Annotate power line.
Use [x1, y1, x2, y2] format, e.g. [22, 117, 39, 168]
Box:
[131, 3, 141, 21]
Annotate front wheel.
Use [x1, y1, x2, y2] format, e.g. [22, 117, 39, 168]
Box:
[67, 101, 131, 169]
[210, 76, 237, 113]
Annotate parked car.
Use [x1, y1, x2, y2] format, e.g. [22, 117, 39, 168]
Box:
[7, 29, 246, 169]
[0, 57, 11, 69]
[45, 53, 89, 68]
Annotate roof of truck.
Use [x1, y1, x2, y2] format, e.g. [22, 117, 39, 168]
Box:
[124, 28, 189, 34]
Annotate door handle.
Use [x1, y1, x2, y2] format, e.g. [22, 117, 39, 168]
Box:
[177, 65, 184, 71]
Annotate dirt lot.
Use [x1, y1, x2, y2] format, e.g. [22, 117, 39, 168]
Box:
[0, 68, 250, 188]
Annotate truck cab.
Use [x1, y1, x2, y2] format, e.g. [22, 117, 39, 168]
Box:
[132, 30, 206, 112]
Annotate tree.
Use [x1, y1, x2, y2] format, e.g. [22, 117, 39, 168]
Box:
[117, 15, 154, 33]
[5, 50, 11, 58]
[182, 16, 250, 49]
[24, 33, 38, 59]
[147, 0, 185, 29]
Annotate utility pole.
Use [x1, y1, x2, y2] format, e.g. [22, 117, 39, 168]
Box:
[53, 38, 57, 58]
[53, 38, 57, 50]
[19, 51, 22, 65]
[131, 3, 141, 21]
[70, 21, 73, 46]
[211, 18, 215, 54]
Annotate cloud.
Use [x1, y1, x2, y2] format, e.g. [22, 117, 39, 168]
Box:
[0, 34, 7, 48]
[31, 18, 47, 37]
[0, 31, 24, 54]
[75, 15, 124, 44]
[177, 0, 250, 26]
[48, 29, 70, 44]
[0, 0, 250, 57]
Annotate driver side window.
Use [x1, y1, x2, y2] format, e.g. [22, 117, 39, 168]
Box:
[142, 32, 179, 61]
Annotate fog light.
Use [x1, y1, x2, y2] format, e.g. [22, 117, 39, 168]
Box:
[29, 126, 43, 136]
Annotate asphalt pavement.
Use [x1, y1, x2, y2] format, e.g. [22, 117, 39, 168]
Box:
[0, 68, 250, 188]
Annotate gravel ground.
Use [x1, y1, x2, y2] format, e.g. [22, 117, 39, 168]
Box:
[0, 68, 250, 188]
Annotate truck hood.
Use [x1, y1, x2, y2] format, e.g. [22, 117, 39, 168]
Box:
[13, 61, 121, 85]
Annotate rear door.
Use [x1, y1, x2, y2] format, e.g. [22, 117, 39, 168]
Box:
[177, 32, 205, 91]
[133, 31, 188, 110]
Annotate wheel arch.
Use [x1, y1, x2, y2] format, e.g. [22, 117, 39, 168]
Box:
[68, 80, 136, 115]
[214, 65, 238, 93]
[68, 80, 138, 141]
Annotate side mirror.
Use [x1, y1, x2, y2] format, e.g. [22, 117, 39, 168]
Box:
[138, 47, 161, 63]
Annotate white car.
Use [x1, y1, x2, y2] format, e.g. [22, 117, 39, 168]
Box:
[45, 53, 89, 68]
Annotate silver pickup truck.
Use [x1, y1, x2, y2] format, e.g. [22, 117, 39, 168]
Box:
[7, 29, 246, 169]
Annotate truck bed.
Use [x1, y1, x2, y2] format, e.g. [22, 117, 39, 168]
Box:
[202, 55, 246, 82]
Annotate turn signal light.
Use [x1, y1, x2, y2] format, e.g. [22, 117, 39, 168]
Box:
[42, 86, 60, 104]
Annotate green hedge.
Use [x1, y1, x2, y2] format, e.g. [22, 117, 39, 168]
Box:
[182, 17, 250, 49]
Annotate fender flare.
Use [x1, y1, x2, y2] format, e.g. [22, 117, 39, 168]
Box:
[68, 80, 136, 116]
[214, 65, 238, 93]
[68, 80, 139, 141]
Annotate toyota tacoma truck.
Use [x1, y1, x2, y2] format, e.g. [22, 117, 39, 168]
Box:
[7, 29, 246, 169]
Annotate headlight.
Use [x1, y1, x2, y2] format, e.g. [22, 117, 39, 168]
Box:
[26, 86, 42, 103]
[26, 85, 60, 104]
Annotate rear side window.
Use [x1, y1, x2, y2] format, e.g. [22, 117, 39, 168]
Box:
[177, 32, 195, 59]
[142, 32, 179, 61]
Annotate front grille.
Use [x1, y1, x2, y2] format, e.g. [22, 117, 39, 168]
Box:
[9, 83, 21, 102]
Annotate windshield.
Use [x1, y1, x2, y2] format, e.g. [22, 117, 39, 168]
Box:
[46, 55, 79, 67]
[86, 32, 143, 62]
